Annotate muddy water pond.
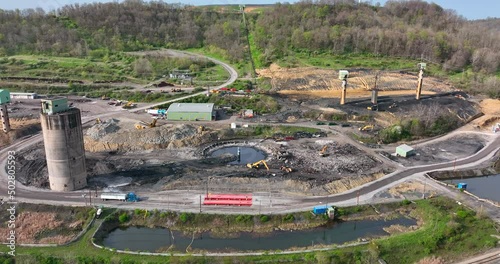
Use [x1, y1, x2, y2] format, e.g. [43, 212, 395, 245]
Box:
[458, 174, 500, 202]
[211, 146, 266, 165]
[101, 217, 416, 252]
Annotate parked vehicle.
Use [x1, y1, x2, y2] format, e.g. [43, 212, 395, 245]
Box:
[100, 192, 139, 202]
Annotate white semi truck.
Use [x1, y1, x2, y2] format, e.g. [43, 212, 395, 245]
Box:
[100, 192, 139, 202]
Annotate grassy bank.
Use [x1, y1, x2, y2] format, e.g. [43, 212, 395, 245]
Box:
[0, 52, 228, 85]
[6, 197, 498, 263]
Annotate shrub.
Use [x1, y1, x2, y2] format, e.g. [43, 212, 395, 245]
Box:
[260, 215, 270, 223]
[179, 212, 190, 223]
[283, 214, 295, 223]
[401, 199, 412, 206]
[235, 214, 253, 223]
[118, 213, 129, 223]
[134, 209, 142, 215]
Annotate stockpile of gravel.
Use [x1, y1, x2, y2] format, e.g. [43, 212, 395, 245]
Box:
[86, 119, 120, 140]
[137, 124, 198, 145]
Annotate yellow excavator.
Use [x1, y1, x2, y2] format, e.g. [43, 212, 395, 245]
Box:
[359, 125, 374, 131]
[95, 118, 101, 124]
[319, 145, 328, 157]
[122, 101, 136, 109]
[135, 119, 157, 130]
[247, 160, 270, 171]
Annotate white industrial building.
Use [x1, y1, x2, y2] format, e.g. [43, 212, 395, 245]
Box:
[10, 92, 38, 99]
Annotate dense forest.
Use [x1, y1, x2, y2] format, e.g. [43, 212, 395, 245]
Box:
[0, 0, 499, 74]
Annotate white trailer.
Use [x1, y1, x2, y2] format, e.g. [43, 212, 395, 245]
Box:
[100, 193, 127, 201]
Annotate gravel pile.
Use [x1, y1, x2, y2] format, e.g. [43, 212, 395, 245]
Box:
[283, 142, 378, 174]
[86, 119, 120, 140]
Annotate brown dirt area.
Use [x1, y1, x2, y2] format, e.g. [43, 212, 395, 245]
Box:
[0, 203, 91, 244]
[469, 99, 500, 129]
[0, 117, 40, 148]
[257, 63, 454, 93]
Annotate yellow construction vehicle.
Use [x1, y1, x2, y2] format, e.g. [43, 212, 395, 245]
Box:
[198, 126, 204, 133]
[319, 145, 328, 157]
[149, 119, 157, 128]
[247, 160, 269, 171]
[359, 125, 374, 131]
[134, 119, 157, 130]
[95, 118, 101, 124]
[280, 166, 293, 173]
[122, 101, 136, 109]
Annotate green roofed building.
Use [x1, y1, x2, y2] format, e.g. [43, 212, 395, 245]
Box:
[166, 103, 215, 121]
[396, 144, 415, 158]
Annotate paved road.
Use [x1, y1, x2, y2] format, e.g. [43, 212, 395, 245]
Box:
[2, 130, 498, 213]
[303, 135, 500, 204]
[0, 48, 499, 216]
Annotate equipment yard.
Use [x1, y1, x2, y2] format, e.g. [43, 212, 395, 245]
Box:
[9, 84, 498, 197]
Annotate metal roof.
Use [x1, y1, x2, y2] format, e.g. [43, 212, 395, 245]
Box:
[167, 103, 214, 113]
[396, 144, 414, 152]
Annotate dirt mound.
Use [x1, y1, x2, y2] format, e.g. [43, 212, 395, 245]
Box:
[257, 63, 454, 93]
[86, 118, 120, 140]
[0, 118, 41, 148]
[285, 142, 379, 175]
[84, 124, 218, 152]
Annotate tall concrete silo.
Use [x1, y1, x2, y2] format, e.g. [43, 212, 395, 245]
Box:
[40, 98, 87, 191]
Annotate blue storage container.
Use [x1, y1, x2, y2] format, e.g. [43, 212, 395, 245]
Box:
[313, 205, 328, 214]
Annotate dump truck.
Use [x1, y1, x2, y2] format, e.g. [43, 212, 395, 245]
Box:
[100, 192, 139, 202]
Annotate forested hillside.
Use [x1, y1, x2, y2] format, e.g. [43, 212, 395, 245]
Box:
[0, 0, 499, 74]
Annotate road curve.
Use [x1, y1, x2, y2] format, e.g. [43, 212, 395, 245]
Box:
[133, 49, 238, 112]
[303, 135, 500, 204]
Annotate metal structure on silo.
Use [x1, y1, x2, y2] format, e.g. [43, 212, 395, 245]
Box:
[0, 89, 11, 133]
[40, 98, 87, 191]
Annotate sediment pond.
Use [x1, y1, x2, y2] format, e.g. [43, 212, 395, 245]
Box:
[211, 146, 266, 165]
[101, 217, 416, 252]
[457, 174, 500, 202]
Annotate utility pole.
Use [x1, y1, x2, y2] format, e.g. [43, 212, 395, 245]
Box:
[199, 195, 202, 213]
[422, 176, 427, 199]
[88, 189, 92, 206]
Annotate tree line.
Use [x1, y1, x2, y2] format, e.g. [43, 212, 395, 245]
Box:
[0, 0, 499, 74]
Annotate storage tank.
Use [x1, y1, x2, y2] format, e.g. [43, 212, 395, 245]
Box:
[40, 98, 87, 191]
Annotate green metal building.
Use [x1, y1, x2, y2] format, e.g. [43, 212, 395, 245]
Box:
[167, 103, 215, 121]
[0, 89, 11, 104]
[41, 98, 69, 115]
[396, 144, 415, 158]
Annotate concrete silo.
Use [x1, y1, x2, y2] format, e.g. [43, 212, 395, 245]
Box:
[40, 98, 87, 191]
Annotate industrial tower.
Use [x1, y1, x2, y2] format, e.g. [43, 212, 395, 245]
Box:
[416, 63, 426, 100]
[0, 89, 11, 133]
[339, 70, 349, 105]
[40, 98, 87, 191]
